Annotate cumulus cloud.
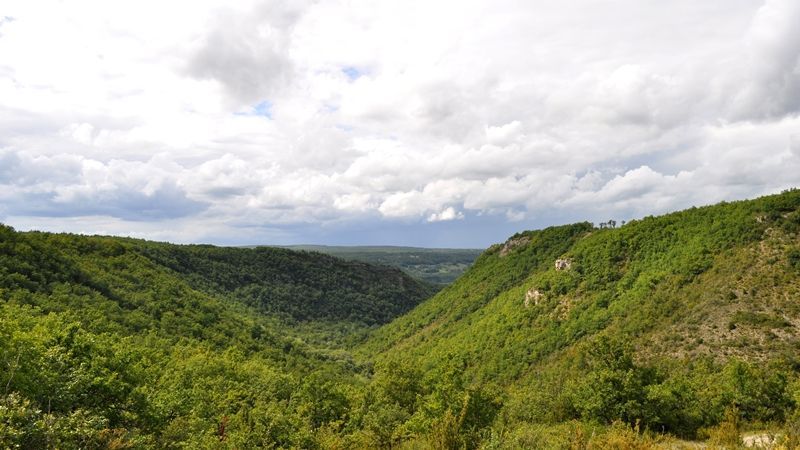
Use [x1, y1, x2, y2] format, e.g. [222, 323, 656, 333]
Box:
[0, 150, 208, 221]
[428, 207, 464, 222]
[732, 0, 800, 119]
[187, 2, 309, 105]
[1, 0, 799, 246]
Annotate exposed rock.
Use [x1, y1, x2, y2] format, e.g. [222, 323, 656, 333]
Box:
[555, 258, 572, 271]
[524, 288, 543, 308]
[499, 236, 530, 257]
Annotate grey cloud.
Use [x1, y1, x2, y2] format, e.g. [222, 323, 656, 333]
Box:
[410, 81, 485, 142]
[0, 149, 209, 221]
[0, 106, 61, 147]
[187, 2, 312, 104]
[0, 149, 83, 185]
[251, 0, 311, 31]
[203, 186, 247, 199]
[11, 182, 208, 221]
[0, 150, 20, 182]
[4, 0, 800, 247]
[279, 121, 358, 172]
[22, 156, 84, 186]
[82, 182, 209, 221]
[732, 0, 800, 120]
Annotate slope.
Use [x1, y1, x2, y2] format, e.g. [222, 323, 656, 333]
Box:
[359, 189, 800, 441]
[137, 242, 437, 326]
[0, 227, 433, 448]
[282, 245, 483, 285]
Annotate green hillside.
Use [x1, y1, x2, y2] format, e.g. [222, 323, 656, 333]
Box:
[357, 189, 800, 447]
[281, 245, 483, 285]
[0, 229, 433, 448]
[3, 190, 800, 448]
[137, 243, 436, 326]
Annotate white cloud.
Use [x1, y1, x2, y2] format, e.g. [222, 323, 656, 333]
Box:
[486, 121, 522, 146]
[378, 191, 426, 219]
[186, 3, 308, 105]
[428, 207, 464, 223]
[731, 0, 800, 119]
[1, 0, 799, 246]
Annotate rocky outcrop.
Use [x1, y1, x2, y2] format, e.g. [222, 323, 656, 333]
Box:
[555, 258, 572, 270]
[499, 236, 530, 257]
[524, 288, 543, 308]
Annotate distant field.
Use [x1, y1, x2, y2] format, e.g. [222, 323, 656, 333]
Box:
[282, 245, 483, 285]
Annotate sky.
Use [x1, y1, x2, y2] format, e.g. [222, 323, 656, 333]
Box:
[0, 0, 799, 248]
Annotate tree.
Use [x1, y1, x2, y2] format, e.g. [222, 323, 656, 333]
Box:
[570, 336, 652, 425]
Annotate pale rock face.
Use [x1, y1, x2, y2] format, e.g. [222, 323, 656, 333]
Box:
[524, 288, 543, 308]
[555, 259, 572, 270]
[499, 236, 530, 257]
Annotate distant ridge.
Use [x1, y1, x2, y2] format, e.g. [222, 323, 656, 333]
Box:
[275, 245, 483, 285]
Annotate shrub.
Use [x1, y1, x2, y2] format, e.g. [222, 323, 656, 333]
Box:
[703, 407, 741, 449]
[788, 248, 800, 271]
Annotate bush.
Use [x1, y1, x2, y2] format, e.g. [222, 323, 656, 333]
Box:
[703, 407, 741, 449]
[496, 421, 660, 450]
[568, 336, 655, 426]
[788, 248, 800, 271]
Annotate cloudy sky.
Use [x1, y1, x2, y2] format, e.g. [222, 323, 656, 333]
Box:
[1, 0, 798, 247]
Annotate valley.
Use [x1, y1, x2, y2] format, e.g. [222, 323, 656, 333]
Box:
[281, 245, 482, 286]
[2, 189, 800, 448]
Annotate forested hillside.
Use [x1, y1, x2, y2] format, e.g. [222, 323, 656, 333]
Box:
[282, 245, 482, 285]
[358, 188, 800, 447]
[137, 243, 436, 325]
[0, 229, 432, 448]
[3, 190, 800, 448]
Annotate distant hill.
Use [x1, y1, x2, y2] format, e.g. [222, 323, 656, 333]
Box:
[280, 245, 483, 285]
[138, 243, 437, 326]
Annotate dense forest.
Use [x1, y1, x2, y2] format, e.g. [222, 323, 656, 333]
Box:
[360, 188, 800, 448]
[2, 189, 800, 448]
[0, 231, 433, 448]
[281, 245, 482, 285]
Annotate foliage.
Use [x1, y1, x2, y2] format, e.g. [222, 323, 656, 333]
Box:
[491, 420, 661, 450]
[361, 189, 800, 443]
[568, 336, 655, 425]
[0, 225, 432, 447]
[788, 248, 800, 271]
[703, 407, 742, 448]
[138, 241, 436, 325]
[3, 189, 800, 447]
[283, 245, 483, 285]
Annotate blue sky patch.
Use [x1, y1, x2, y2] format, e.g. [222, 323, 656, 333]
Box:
[335, 124, 354, 132]
[342, 66, 361, 81]
[253, 100, 272, 117]
[234, 100, 273, 118]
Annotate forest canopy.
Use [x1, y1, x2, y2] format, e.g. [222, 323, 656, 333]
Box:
[2, 189, 800, 448]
